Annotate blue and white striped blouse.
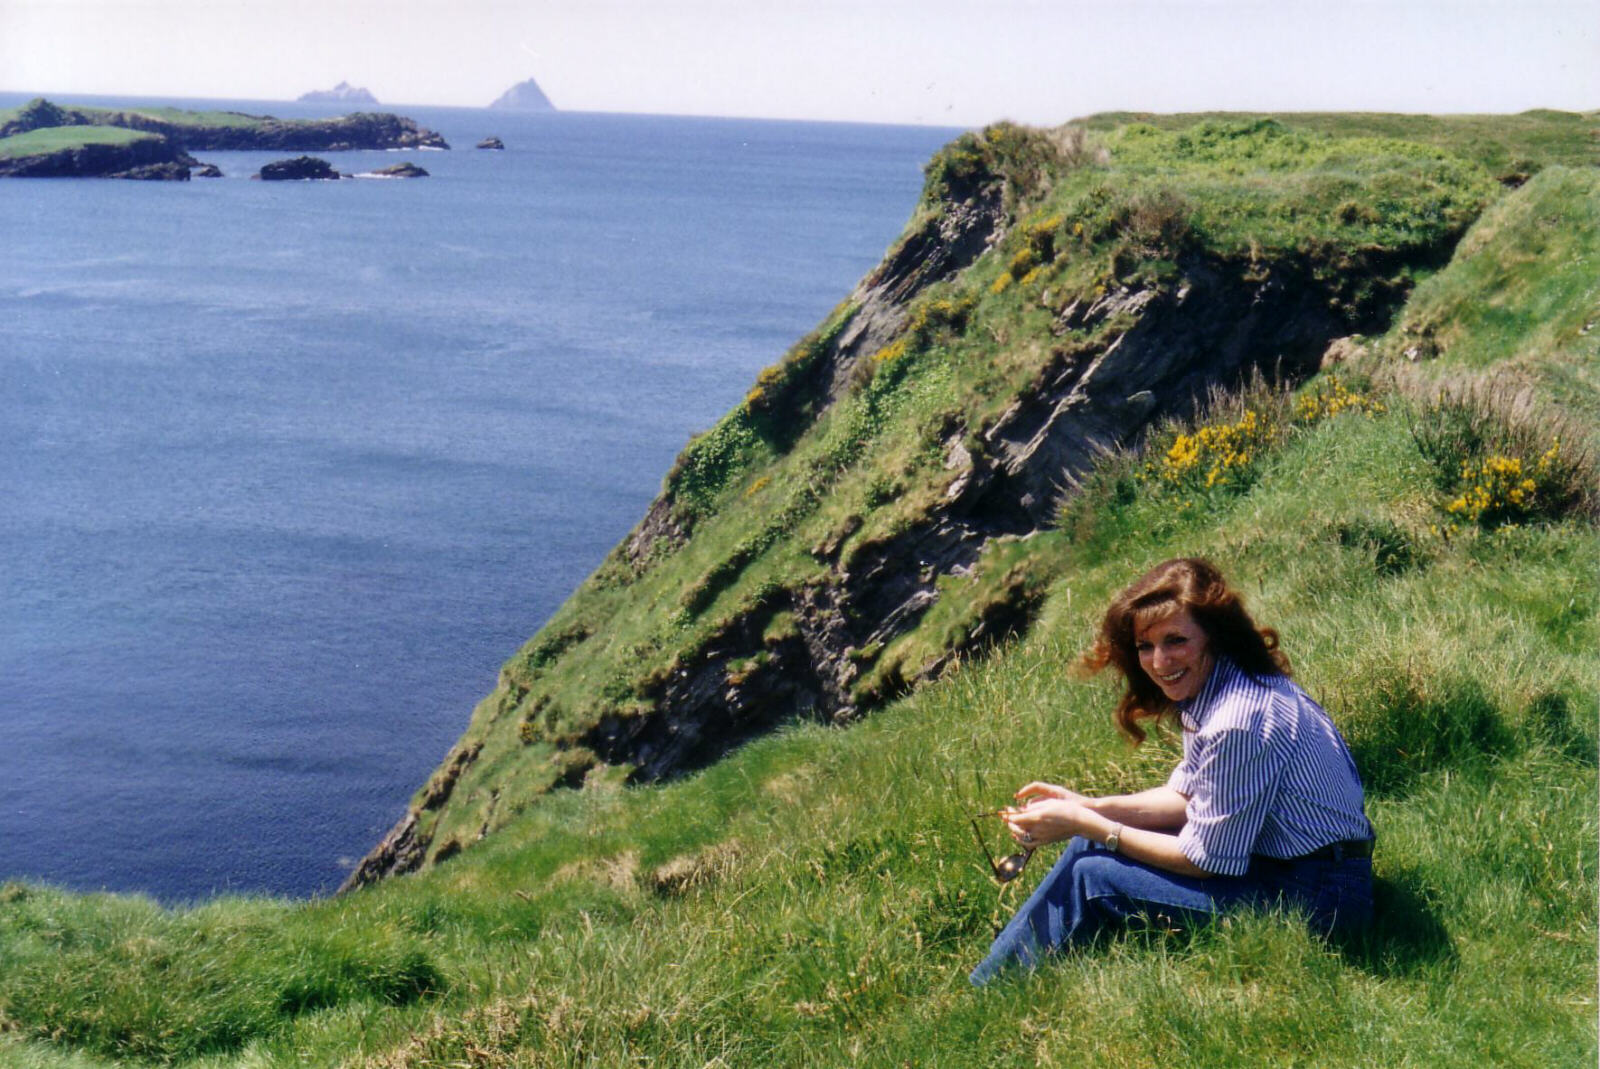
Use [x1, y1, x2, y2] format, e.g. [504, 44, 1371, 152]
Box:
[1166, 655, 1374, 876]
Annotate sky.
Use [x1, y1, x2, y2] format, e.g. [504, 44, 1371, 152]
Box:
[1, 0, 1595, 127]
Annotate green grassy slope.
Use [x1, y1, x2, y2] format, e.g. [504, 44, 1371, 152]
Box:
[1383, 166, 1600, 440]
[1082, 109, 1600, 177]
[0, 112, 1595, 1067]
[0, 125, 160, 159]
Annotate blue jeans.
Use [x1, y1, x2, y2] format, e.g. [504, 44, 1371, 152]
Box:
[969, 836, 1373, 985]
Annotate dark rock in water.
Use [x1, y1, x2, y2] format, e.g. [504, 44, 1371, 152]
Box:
[193, 163, 223, 178]
[489, 78, 555, 111]
[367, 161, 429, 178]
[299, 81, 378, 104]
[475, 136, 505, 150]
[254, 156, 343, 181]
[115, 161, 193, 181]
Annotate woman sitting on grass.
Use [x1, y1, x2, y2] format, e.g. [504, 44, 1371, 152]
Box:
[971, 557, 1374, 985]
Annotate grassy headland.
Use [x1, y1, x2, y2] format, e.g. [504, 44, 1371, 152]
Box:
[0, 125, 161, 160]
[0, 110, 1594, 1067]
[0, 97, 448, 177]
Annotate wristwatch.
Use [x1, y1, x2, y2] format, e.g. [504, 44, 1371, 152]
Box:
[1105, 823, 1123, 853]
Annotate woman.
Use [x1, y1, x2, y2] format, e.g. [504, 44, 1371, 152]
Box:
[970, 558, 1374, 985]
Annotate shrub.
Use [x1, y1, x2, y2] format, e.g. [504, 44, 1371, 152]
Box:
[1293, 373, 1387, 423]
[1144, 407, 1276, 493]
[1409, 388, 1596, 532]
[920, 122, 1063, 207]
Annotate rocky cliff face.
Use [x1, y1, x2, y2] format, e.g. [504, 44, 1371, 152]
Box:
[344, 118, 1492, 890]
[570, 260, 1391, 781]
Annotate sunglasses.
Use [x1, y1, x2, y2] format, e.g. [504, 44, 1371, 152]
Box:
[969, 810, 1034, 883]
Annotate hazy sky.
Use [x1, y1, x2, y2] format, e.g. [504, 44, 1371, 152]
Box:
[2, 0, 1595, 126]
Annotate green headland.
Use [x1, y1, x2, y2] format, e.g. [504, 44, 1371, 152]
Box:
[0, 97, 448, 178]
[0, 108, 1595, 1067]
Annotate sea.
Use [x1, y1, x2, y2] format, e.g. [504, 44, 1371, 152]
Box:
[0, 93, 962, 901]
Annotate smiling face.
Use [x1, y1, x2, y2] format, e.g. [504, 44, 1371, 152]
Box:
[1134, 607, 1214, 703]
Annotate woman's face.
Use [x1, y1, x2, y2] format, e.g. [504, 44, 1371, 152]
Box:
[1134, 607, 1214, 703]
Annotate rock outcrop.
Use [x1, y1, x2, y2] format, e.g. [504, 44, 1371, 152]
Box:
[489, 78, 555, 111]
[362, 161, 429, 178]
[254, 156, 343, 181]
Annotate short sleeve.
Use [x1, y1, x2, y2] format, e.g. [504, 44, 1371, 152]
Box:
[1166, 759, 1194, 797]
[1176, 726, 1287, 876]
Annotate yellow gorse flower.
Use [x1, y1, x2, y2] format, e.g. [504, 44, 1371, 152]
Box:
[871, 337, 911, 364]
[1294, 375, 1386, 423]
[1443, 439, 1561, 527]
[1147, 408, 1274, 492]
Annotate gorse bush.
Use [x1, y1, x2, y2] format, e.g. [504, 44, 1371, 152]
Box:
[1145, 407, 1274, 494]
[1409, 387, 1597, 533]
[1293, 374, 1388, 423]
[1138, 375, 1387, 503]
[1445, 445, 1563, 528]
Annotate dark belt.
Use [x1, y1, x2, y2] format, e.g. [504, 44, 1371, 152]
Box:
[1254, 838, 1373, 865]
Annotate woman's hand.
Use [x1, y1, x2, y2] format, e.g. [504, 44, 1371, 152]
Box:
[1001, 798, 1089, 848]
[1014, 781, 1087, 806]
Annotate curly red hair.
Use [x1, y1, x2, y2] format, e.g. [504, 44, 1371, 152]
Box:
[1081, 558, 1289, 743]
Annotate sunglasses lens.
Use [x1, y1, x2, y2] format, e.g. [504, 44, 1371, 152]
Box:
[996, 852, 1027, 882]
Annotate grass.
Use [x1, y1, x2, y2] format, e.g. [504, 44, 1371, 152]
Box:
[1380, 166, 1600, 443]
[1081, 109, 1600, 177]
[75, 105, 266, 130]
[4, 394, 1592, 1065]
[0, 109, 1595, 1066]
[0, 125, 160, 160]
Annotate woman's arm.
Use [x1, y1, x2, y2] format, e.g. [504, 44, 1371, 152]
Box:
[1014, 783, 1189, 831]
[1002, 798, 1211, 879]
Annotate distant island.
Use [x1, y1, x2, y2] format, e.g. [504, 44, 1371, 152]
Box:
[489, 77, 555, 111]
[299, 82, 379, 104]
[0, 97, 448, 179]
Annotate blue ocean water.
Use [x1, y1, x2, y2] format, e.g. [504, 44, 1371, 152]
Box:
[0, 95, 960, 900]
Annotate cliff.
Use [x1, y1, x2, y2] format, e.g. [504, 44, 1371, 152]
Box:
[344, 111, 1594, 889]
[489, 77, 556, 111]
